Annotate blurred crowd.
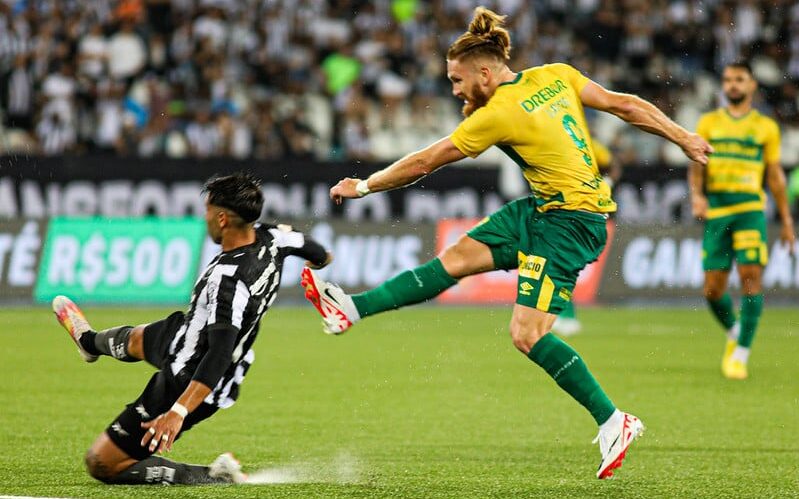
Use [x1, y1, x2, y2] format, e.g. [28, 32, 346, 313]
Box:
[2, 0, 799, 166]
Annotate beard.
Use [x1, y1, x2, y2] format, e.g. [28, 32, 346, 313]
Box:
[461, 84, 490, 117]
[725, 92, 746, 105]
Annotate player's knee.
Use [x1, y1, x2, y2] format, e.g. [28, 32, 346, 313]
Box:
[84, 449, 114, 483]
[703, 284, 724, 301]
[508, 320, 544, 354]
[439, 247, 467, 278]
[127, 327, 145, 359]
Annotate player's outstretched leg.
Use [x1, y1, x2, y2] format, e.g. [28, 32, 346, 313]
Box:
[53, 295, 142, 363]
[302, 235, 495, 334]
[302, 257, 457, 334]
[510, 303, 643, 479]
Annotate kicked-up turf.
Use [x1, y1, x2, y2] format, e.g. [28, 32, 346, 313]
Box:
[0, 305, 797, 498]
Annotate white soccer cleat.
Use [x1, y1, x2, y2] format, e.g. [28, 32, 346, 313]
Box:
[552, 317, 582, 337]
[300, 267, 359, 335]
[593, 411, 644, 479]
[209, 452, 247, 484]
[52, 295, 98, 363]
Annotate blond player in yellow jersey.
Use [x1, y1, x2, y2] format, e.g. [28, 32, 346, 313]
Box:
[302, 7, 711, 479]
[689, 62, 795, 380]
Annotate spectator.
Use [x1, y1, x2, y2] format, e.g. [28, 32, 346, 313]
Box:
[185, 105, 221, 158]
[2, 53, 34, 129]
[107, 21, 146, 83]
[36, 112, 76, 155]
[0, 0, 796, 163]
[77, 23, 108, 81]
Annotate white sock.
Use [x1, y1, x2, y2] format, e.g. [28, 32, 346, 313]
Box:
[731, 346, 750, 364]
[726, 322, 740, 342]
[599, 409, 623, 432]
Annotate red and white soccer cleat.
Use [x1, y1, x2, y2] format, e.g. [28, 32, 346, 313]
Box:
[593, 411, 645, 479]
[300, 267, 359, 335]
[52, 295, 98, 363]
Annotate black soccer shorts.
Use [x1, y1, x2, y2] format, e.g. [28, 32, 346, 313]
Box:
[105, 311, 218, 461]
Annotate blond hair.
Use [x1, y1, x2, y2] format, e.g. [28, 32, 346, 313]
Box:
[447, 7, 511, 63]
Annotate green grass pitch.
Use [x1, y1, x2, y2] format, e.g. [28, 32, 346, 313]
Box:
[0, 305, 797, 498]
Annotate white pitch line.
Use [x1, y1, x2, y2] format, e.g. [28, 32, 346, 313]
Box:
[0, 495, 76, 499]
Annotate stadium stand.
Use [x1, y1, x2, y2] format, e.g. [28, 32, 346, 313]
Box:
[1, 0, 798, 166]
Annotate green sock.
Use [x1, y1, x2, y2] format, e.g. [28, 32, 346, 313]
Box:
[559, 301, 576, 319]
[707, 293, 737, 330]
[527, 333, 616, 425]
[352, 258, 457, 318]
[738, 294, 763, 348]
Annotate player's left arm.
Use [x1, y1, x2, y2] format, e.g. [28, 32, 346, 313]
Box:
[142, 274, 243, 453]
[763, 121, 795, 251]
[140, 379, 214, 453]
[268, 224, 332, 269]
[141, 326, 238, 453]
[579, 81, 713, 165]
[329, 137, 466, 204]
[765, 160, 796, 251]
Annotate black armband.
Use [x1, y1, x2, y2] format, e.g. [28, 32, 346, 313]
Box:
[191, 324, 238, 389]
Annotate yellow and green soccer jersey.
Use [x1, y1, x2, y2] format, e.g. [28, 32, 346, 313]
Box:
[450, 63, 615, 213]
[696, 108, 780, 219]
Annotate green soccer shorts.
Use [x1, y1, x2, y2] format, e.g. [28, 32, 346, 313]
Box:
[703, 210, 768, 271]
[467, 196, 608, 314]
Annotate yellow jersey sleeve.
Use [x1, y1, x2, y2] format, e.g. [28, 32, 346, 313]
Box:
[548, 63, 591, 94]
[450, 105, 512, 158]
[764, 119, 781, 164]
[695, 113, 711, 139]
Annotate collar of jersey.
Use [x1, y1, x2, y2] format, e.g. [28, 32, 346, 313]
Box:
[723, 108, 754, 121]
[498, 71, 522, 87]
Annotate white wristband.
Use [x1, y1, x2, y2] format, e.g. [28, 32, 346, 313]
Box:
[355, 179, 371, 197]
[170, 403, 188, 419]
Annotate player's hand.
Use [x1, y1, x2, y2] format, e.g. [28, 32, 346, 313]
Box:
[141, 410, 184, 454]
[780, 220, 796, 255]
[691, 195, 708, 220]
[681, 133, 713, 165]
[329, 178, 361, 205]
[306, 252, 333, 269]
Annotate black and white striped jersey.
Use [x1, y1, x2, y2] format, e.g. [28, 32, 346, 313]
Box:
[166, 223, 327, 409]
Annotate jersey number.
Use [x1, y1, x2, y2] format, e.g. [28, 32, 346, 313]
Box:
[562, 114, 593, 167]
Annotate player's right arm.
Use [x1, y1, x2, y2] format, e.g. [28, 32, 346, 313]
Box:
[579, 82, 713, 165]
[329, 137, 466, 204]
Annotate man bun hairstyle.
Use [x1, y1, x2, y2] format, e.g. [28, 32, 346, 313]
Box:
[203, 172, 264, 224]
[447, 7, 511, 63]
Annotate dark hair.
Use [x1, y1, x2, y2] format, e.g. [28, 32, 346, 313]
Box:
[725, 61, 753, 76]
[203, 172, 264, 224]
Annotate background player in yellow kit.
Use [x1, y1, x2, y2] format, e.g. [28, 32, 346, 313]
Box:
[302, 7, 711, 479]
[689, 62, 795, 380]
